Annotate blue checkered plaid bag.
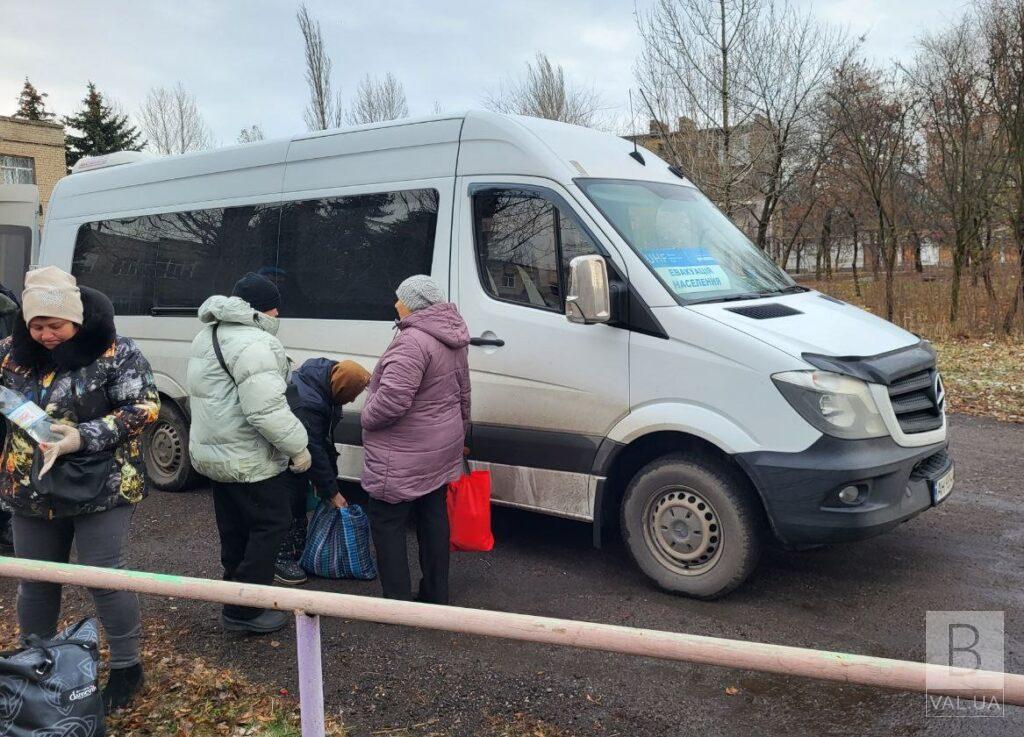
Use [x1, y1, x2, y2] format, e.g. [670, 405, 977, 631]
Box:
[300, 502, 377, 580]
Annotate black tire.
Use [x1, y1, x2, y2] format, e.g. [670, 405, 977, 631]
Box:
[143, 401, 202, 492]
[620, 455, 762, 599]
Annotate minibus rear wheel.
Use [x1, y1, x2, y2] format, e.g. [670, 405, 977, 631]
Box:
[620, 455, 762, 599]
[144, 402, 202, 492]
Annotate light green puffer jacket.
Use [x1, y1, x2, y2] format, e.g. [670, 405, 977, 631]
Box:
[186, 296, 308, 483]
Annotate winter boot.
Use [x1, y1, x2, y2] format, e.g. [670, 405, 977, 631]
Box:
[221, 609, 289, 635]
[103, 663, 145, 712]
[274, 556, 307, 586]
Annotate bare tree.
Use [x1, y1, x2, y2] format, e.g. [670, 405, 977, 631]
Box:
[485, 52, 603, 127]
[237, 124, 265, 144]
[346, 73, 409, 125]
[906, 15, 1006, 324]
[297, 3, 343, 130]
[979, 0, 1024, 333]
[825, 57, 920, 321]
[137, 83, 215, 155]
[772, 127, 835, 272]
[636, 0, 762, 216]
[741, 1, 851, 249]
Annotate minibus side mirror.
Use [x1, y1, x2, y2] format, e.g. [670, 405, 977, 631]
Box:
[566, 255, 611, 324]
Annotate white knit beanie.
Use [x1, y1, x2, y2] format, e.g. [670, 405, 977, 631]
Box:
[395, 275, 447, 312]
[22, 266, 84, 325]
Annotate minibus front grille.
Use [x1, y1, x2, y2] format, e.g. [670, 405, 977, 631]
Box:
[887, 367, 944, 434]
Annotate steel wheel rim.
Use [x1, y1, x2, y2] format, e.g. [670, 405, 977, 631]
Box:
[147, 421, 182, 480]
[642, 485, 723, 576]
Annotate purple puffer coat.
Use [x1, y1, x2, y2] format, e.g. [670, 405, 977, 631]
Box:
[361, 302, 471, 503]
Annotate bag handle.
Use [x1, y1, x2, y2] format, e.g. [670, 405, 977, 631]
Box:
[0, 635, 57, 681]
[212, 324, 237, 386]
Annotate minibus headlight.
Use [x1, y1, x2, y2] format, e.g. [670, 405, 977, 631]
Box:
[772, 371, 888, 440]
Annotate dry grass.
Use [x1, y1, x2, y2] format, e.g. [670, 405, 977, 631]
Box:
[932, 339, 1024, 423]
[801, 264, 1021, 341]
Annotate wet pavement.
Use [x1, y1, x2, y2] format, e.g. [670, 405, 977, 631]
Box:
[2, 413, 1022, 735]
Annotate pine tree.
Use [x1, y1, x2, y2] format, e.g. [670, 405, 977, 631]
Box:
[14, 78, 55, 121]
[62, 82, 145, 169]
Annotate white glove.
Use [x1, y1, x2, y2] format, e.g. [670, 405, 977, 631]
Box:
[40, 424, 83, 478]
[289, 448, 312, 474]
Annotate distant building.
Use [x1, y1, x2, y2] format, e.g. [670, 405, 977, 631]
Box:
[0, 115, 66, 220]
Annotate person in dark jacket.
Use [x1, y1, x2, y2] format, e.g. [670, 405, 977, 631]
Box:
[275, 357, 371, 584]
[0, 266, 160, 712]
[362, 275, 471, 605]
[0, 282, 20, 554]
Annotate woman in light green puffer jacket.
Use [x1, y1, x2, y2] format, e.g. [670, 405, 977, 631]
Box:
[186, 294, 308, 482]
[186, 274, 311, 634]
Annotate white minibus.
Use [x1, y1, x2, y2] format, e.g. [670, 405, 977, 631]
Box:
[39, 111, 953, 597]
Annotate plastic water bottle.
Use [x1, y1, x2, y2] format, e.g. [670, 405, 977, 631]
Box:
[0, 385, 58, 444]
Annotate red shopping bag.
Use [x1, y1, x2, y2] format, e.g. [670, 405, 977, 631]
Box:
[447, 463, 494, 552]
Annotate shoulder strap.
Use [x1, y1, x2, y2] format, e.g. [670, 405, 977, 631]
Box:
[211, 324, 236, 385]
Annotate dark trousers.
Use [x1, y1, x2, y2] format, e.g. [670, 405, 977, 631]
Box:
[13, 506, 141, 668]
[278, 475, 311, 563]
[0, 508, 11, 549]
[212, 471, 292, 619]
[368, 487, 450, 605]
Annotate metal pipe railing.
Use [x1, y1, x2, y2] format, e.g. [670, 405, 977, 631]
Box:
[0, 555, 1019, 736]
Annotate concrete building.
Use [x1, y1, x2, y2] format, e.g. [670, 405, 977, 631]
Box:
[0, 115, 66, 218]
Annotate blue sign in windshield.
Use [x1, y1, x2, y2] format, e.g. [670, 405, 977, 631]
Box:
[643, 247, 731, 293]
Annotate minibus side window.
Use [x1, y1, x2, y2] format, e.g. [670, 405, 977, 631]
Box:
[72, 204, 279, 315]
[73, 218, 159, 315]
[151, 205, 279, 309]
[277, 188, 438, 321]
[473, 189, 599, 312]
[72, 188, 438, 320]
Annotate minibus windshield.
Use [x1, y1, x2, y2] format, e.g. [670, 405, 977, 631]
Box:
[577, 179, 796, 304]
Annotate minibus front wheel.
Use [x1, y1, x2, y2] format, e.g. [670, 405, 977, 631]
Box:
[620, 455, 763, 599]
[144, 401, 202, 492]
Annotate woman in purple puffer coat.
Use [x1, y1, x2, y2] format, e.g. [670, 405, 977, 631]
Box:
[361, 275, 470, 604]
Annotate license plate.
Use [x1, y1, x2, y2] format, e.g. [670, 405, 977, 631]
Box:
[931, 465, 955, 505]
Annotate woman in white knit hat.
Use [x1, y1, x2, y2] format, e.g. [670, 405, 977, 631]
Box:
[0, 265, 160, 712]
[361, 275, 471, 605]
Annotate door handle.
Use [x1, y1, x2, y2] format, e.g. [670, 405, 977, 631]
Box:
[470, 336, 505, 347]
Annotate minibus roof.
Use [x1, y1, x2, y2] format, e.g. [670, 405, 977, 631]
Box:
[46, 110, 691, 221]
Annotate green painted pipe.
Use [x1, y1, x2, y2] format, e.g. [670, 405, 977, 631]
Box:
[0, 556, 1018, 706]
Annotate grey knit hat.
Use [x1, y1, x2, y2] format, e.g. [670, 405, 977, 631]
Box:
[396, 275, 447, 312]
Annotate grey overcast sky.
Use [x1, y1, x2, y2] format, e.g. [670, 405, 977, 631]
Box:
[2, 0, 974, 145]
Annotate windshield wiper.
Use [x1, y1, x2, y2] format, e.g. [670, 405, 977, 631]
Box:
[762, 285, 809, 295]
[685, 292, 767, 306]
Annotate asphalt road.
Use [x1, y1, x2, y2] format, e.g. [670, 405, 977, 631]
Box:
[2, 413, 1022, 736]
